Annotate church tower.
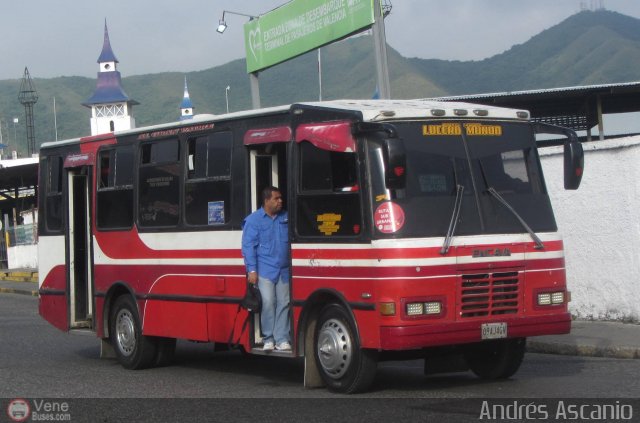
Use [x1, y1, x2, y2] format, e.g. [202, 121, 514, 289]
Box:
[180, 77, 194, 120]
[83, 20, 138, 135]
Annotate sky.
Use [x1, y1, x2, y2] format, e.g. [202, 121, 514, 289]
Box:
[2, 0, 640, 81]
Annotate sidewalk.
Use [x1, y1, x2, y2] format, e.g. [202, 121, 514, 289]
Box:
[528, 320, 640, 359]
[0, 278, 638, 359]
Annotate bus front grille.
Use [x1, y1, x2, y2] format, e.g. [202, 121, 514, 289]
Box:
[459, 271, 520, 318]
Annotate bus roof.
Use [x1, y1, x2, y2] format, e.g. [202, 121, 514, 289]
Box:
[296, 99, 530, 121]
[40, 99, 529, 149]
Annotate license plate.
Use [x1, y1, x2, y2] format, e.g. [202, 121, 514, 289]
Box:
[481, 322, 507, 340]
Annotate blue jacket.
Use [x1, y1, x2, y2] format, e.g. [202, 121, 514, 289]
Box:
[241, 208, 290, 282]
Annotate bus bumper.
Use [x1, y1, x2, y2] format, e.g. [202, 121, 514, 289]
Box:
[379, 313, 571, 350]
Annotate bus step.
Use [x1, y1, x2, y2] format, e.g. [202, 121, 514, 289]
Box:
[250, 348, 295, 357]
[69, 328, 95, 336]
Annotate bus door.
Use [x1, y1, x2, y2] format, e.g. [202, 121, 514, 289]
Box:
[250, 150, 280, 210]
[244, 127, 291, 349]
[64, 159, 94, 330]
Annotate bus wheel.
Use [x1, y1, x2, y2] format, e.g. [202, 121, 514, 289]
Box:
[464, 338, 526, 379]
[314, 304, 377, 394]
[109, 295, 157, 370]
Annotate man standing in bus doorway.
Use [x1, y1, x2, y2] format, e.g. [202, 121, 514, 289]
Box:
[241, 186, 292, 352]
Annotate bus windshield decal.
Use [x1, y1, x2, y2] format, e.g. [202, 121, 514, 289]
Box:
[317, 213, 342, 235]
[422, 123, 502, 137]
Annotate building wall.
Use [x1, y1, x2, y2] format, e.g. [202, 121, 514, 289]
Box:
[540, 136, 640, 322]
[8, 245, 38, 269]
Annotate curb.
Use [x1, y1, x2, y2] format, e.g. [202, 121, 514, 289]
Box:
[0, 287, 38, 297]
[0, 271, 38, 283]
[527, 340, 640, 359]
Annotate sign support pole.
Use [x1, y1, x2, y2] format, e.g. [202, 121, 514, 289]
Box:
[372, 0, 391, 99]
[250, 72, 261, 109]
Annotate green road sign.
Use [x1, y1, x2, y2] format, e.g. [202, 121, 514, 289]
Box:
[244, 0, 375, 73]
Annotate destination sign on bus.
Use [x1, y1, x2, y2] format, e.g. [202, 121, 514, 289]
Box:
[137, 123, 215, 140]
[422, 123, 502, 137]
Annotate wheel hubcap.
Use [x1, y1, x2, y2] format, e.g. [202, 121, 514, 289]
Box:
[115, 309, 136, 356]
[317, 318, 353, 379]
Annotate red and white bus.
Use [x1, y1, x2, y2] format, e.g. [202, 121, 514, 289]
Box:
[38, 100, 583, 393]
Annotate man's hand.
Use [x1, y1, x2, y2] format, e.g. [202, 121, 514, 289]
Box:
[247, 271, 258, 284]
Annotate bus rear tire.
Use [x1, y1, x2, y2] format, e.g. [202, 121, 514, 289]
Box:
[314, 304, 378, 394]
[110, 295, 157, 370]
[464, 338, 526, 379]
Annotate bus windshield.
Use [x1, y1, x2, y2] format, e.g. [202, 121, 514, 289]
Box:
[367, 120, 557, 239]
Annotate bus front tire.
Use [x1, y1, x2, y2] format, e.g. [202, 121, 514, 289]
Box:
[464, 338, 526, 379]
[314, 304, 377, 394]
[109, 295, 157, 370]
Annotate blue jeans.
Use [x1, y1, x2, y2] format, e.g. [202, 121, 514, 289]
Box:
[257, 275, 290, 345]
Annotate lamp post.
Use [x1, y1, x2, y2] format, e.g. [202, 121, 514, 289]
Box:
[225, 86, 230, 113]
[216, 10, 258, 34]
[216, 10, 261, 109]
[12, 118, 18, 148]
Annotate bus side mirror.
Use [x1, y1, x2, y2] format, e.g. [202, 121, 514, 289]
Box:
[533, 122, 584, 191]
[383, 138, 406, 190]
[564, 140, 584, 190]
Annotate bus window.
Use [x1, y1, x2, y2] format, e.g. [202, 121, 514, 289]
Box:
[138, 139, 181, 228]
[296, 141, 362, 238]
[97, 145, 134, 230]
[184, 132, 232, 226]
[45, 156, 63, 232]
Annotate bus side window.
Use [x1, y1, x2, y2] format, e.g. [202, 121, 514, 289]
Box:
[138, 139, 181, 228]
[45, 156, 63, 232]
[97, 146, 134, 230]
[184, 132, 232, 226]
[296, 141, 362, 237]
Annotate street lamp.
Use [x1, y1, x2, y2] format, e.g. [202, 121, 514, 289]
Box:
[12, 118, 18, 147]
[225, 86, 231, 113]
[216, 10, 258, 34]
[216, 9, 261, 109]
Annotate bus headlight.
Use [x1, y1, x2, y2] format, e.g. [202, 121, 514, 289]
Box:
[404, 300, 443, 317]
[551, 292, 565, 304]
[424, 301, 442, 315]
[406, 302, 424, 316]
[537, 291, 565, 306]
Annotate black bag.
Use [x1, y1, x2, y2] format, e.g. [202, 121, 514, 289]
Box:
[241, 282, 262, 313]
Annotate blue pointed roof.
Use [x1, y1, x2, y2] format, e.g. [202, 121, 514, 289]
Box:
[97, 20, 119, 64]
[83, 71, 138, 106]
[180, 77, 193, 109]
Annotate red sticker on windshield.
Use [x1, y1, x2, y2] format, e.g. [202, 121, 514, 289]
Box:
[374, 202, 405, 234]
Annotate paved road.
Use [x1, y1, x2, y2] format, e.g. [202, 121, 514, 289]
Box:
[2, 294, 638, 421]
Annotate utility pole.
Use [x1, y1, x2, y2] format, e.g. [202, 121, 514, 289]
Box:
[18, 67, 38, 156]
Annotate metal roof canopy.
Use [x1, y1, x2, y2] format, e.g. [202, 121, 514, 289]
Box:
[433, 81, 640, 141]
[0, 162, 38, 204]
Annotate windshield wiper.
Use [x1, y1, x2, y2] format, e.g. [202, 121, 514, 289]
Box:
[440, 184, 464, 255]
[487, 187, 544, 249]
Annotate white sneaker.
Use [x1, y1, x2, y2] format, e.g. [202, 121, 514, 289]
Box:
[276, 341, 292, 351]
[263, 341, 275, 351]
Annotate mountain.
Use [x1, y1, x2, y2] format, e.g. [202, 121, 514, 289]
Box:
[411, 10, 640, 94]
[1, 9, 640, 154]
